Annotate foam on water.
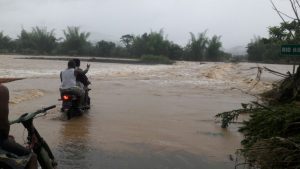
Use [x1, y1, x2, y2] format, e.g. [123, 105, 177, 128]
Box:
[0, 55, 295, 94]
[9, 89, 44, 104]
[0, 68, 60, 78]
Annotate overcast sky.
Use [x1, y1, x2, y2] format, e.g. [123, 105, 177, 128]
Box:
[0, 0, 293, 49]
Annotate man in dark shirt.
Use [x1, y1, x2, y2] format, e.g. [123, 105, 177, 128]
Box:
[0, 84, 37, 169]
[73, 59, 91, 107]
[73, 59, 90, 86]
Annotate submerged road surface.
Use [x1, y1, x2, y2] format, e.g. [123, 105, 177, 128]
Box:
[3, 55, 292, 169]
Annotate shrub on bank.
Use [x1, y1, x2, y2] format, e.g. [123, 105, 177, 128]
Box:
[140, 55, 173, 64]
[215, 66, 300, 169]
[216, 103, 300, 169]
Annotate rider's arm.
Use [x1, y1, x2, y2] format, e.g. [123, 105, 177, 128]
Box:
[0, 84, 10, 138]
[82, 64, 90, 74]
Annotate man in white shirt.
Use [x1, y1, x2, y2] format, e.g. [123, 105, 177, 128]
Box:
[60, 60, 84, 105]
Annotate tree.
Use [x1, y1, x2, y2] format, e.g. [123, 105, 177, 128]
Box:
[247, 37, 267, 61]
[31, 27, 56, 54]
[246, 1, 300, 62]
[95, 40, 116, 57]
[206, 35, 222, 61]
[15, 27, 57, 54]
[131, 30, 170, 57]
[120, 34, 135, 56]
[62, 26, 90, 55]
[184, 32, 208, 61]
[120, 34, 134, 48]
[270, 0, 300, 43]
[168, 43, 184, 60]
[0, 32, 13, 53]
[16, 29, 35, 53]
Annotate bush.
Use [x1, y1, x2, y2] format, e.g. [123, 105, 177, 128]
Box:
[240, 104, 300, 169]
[216, 102, 300, 169]
[140, 55, 173, 64]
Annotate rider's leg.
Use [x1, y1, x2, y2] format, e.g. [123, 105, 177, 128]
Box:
[71, 87, 84, 107]
[1, 137, 30, 156]
[1, 137, 37, 169]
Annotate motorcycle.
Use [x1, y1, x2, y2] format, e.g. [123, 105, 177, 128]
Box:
[0, 105, 57, 169]
[60, 88, 90, 120]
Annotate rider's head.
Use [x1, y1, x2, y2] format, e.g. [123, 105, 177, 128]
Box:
[68, 60, 76, 69]
[73, 59, 80, 67]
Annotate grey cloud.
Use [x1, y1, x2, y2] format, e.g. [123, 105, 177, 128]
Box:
[0, 0, 292, 48]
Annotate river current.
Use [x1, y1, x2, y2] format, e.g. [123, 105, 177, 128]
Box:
[1, 55, 293, 169]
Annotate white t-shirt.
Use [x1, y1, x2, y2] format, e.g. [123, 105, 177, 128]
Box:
[60, 68, 76, 89]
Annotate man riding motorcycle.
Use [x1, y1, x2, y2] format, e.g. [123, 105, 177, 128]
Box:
[60, 60, 85, 107]
[0, 84, 38, 169]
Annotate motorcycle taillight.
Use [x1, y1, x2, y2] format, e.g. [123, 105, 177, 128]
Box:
[63, 95, 70, 100]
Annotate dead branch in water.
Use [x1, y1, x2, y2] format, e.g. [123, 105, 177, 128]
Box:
[0, 78, 24, 83]
[248, 65, 300, 103]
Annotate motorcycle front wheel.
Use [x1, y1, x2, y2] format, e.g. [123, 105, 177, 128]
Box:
[37, 148, 54, 169]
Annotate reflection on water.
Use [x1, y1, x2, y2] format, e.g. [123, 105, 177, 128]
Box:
[56, 114, 92, 169]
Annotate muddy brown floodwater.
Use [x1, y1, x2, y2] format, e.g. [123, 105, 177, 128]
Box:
[1, 55, 294, 169]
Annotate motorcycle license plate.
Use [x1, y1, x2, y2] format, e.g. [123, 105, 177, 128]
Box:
[63, 102, 72, 108]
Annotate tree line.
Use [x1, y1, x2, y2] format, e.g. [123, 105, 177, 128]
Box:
[247, 0, 300, 63]
[0, 27, 231, 62]
[247, 21, 300, 63]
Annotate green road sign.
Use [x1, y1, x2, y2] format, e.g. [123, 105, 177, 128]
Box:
[281, 44, 300, 55]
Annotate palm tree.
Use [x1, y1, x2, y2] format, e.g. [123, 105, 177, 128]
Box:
[0, 32, 13, 52]
[31, 27, 57, 54]
[16, 27, 56, 54]
[62, 26, 91, 55]
[206, 35, 222, 61]
[185, 32, 208, 61]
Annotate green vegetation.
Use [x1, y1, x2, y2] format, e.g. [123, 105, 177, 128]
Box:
[216, 2, 300, 167]
[216, 102, 300, 169]
[61, 26, 91, 55]
[0, 32, 13, 53]
[184, 32, 232, 61]
[0, 27, 231, 63]
[16, 27, 57, 55]
[216, 64, 300, 168]
[94, 40, 116, 57]
[185, 32, 208, 61]
[246, 0, 300, 63]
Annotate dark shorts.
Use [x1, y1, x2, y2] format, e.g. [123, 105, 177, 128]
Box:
[0, 137, 30, 156]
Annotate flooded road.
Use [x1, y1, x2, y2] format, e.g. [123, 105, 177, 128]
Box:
[1, 55, 293, 168]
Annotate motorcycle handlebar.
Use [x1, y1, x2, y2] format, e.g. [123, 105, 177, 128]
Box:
[42, 105, 56, 112]
[10, 105, 56, 125]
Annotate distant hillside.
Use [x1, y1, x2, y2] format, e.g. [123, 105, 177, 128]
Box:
[225, 46, 247, 56]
